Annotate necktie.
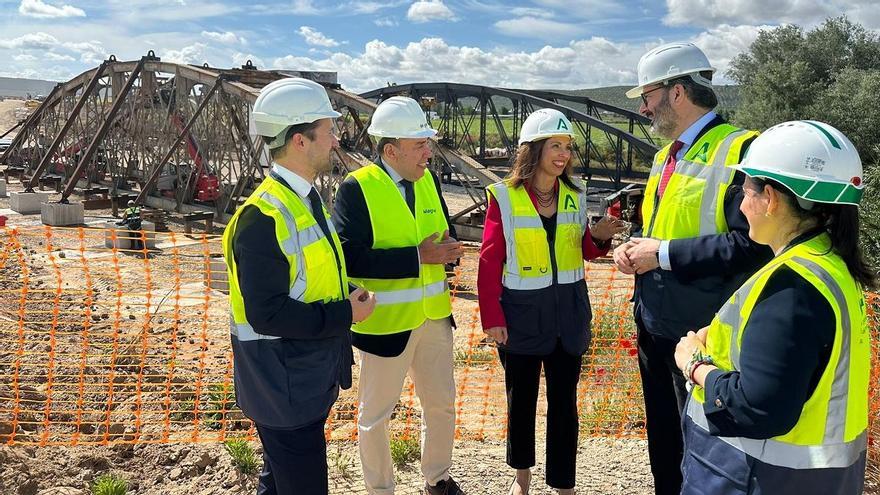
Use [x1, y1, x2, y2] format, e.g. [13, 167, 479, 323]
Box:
[307, 187, 342, 274]
[657, 140, 684, 198]
[401, 179, 416, 215]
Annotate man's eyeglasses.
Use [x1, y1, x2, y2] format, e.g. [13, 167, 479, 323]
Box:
[640, 84, 668, 106]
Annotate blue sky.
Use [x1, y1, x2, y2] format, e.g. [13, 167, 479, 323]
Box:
[1, 0, 878, 93]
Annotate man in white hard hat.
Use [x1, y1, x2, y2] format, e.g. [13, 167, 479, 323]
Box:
[613, 43, 772, 495]
[222, 77, 376, 495]
[333, 96, 465, 495]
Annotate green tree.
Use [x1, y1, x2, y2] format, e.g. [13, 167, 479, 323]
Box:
[729, 16, 880, 269]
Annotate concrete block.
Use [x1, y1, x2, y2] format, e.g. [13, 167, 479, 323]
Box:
[9, 191, 51, 214]
[0, 181, 6, 197]
[103, 221, 157, 250]
[41, 202, 84, 226]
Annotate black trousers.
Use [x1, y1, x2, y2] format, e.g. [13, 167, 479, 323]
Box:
[256, 417, 328, 495]
[498, 341, 582, 489]
[635, 310, 688, 495]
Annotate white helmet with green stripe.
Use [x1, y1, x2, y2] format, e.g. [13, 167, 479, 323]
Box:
[733, 120, 864, 206]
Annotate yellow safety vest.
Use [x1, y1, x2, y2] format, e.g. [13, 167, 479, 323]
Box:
[222, 175, 347, 340]
[486, 179, 587, 290]
[641, 123, 759, 240]
[689, 233, 870, 470]
[348, 163, 452, 335]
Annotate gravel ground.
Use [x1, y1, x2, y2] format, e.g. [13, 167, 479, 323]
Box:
[0, 436, 652, 495]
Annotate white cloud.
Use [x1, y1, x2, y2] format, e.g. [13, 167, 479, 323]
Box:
[45, 52, 76, 61]
[350, 1, 405, 14]
[0, 32, 60, 50]
[18, 0, 85, 19]
[164, 43, 208, 65]
[297, 26, 342, 47]
[533, 0, 623, 15]
[374, 16, 399, 27]
[201, 30, 246, 45]
[510, 7, 555, 18]
[13, 53, 38, 62]
[691, 24, 773, 80]
[273, 36, 641, 93]
[291, 0, 320, 14]
[407, 0, 456, 23]
[663, 0, 878, 29]
[494, 17, 586, 40]
[231, 52, 265, 68]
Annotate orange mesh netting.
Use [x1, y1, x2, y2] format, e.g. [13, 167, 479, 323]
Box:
[0, 225, 878, 485]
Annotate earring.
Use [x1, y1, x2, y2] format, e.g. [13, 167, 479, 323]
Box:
[764, 211, 771, 218]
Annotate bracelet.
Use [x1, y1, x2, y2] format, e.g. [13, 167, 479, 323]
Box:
[689, 361, 708, 385]
[684, 348, 713, 388]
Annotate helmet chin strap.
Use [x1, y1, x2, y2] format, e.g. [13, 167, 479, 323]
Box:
[796, 196, 816, 211]
[266, 127, 290, 150]
[689, 73, 713, 90]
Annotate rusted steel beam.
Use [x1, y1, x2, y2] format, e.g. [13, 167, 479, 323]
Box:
[0, 120, 23, 140]
[61, 56, 150, 201]
[25, 60, 111, 192]
[134, 79, 224, 206]
[0, 83, 62, 165]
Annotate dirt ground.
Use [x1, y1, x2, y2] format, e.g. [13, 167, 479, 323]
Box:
[0, 98, 30, 135]
[0, 436, 652, 495]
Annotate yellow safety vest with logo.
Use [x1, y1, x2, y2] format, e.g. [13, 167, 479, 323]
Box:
[486, 179, 588, 290]
[688, 233, 869, 471]
[641, 123, 759, 239]
[222, 175, 347, 340]
[348, 163, 452, 335]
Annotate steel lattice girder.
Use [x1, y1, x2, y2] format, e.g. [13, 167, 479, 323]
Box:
[2, 56, 658, 228]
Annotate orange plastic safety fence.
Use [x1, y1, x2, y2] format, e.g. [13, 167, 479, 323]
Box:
[0, 225, 878, 482]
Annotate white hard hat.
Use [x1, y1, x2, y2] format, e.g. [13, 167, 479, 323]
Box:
[733, 120, 864, 206]
[367, 96, 437, 139]
[518, 109, 575, 145]
[251, 77, 341, 149]
[626, 42, 715, 99]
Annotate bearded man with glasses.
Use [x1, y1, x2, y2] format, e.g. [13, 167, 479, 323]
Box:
[612, 42, 772, 495]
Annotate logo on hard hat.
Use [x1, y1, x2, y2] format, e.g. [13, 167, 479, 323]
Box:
[557, 119, 569, 131]
[805, 157, 825, 172]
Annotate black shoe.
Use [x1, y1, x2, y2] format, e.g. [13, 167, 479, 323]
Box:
[425, 477, 465, 495]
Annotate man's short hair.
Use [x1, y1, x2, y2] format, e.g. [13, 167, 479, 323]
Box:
[269, 120, 322, 160]
[667, 71, 718, 110]
[376, 137, 400, 158]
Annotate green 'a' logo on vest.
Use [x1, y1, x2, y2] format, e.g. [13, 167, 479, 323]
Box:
[564, 194, 576, 210]
[692, 142, 710, 163]
[557, 119, 569, 130]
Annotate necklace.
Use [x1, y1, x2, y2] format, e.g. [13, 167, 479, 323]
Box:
[533, 185, 556, 208]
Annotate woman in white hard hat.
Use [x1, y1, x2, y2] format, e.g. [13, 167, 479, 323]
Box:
[674, 120, 875, 495]
[478, 108, 625, 494]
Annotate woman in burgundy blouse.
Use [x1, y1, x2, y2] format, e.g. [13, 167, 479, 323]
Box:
[477, 109, 624, 495]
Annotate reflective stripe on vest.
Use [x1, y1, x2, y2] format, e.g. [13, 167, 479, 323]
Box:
[222, 176, 347, 342]
[487, 179, 587, 290]
[686, 398, 868, 469]
[688, 233, 870, 470]
[642, 124, 758, 240]
[348, 163, 452, 335]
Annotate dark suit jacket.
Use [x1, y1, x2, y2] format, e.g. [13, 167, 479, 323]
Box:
[635, 116, 774, 340]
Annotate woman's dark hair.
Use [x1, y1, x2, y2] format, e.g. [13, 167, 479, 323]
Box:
[507, 140, 582, 193]
[750, 177, 877, 289]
